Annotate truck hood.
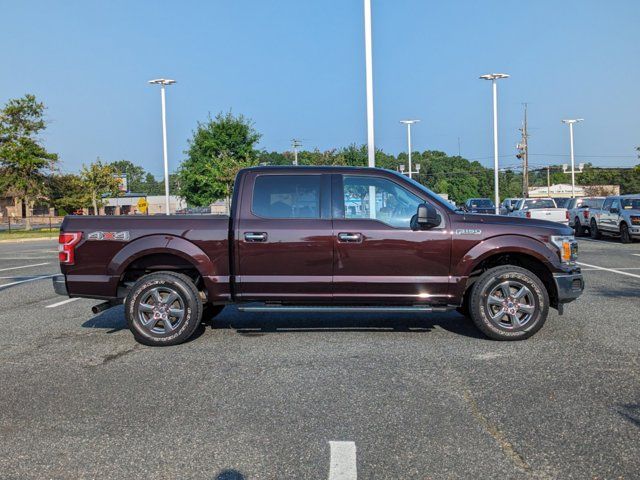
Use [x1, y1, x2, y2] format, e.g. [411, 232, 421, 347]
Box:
[460, 213, 573, 235]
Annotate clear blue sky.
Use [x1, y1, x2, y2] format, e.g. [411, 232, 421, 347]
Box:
[1, 0, 638, 177]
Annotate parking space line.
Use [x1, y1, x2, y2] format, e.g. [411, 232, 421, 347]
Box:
[577, 262, 640, 279]
[329, 441, 357, 480]
[0, 274, 56, 290]
[46, 298, 80, 308]
[632, 254, 640, 257]
[0, 262, 50, 272]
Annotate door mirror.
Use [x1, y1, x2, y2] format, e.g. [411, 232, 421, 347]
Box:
[411, 203, 440, 230]
[610, 207, 620, 214]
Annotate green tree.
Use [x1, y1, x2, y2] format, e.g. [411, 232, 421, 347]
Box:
[48, 174, 91, 214]
[80, 158, 121, 215]
[0, 94, 58, 230]
[178, 112, 261, 206]
[110, 159, 145, 192]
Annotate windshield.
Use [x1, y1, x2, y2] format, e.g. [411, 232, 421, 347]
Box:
[621, 198, 640, 210]
[468, 199, 494, 208]
[524, 199, 556, 209]
[553, 198, 570, 208]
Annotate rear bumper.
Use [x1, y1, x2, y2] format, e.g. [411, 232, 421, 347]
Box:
[52, 274, 68, 296]
[553, 272, 584, 303]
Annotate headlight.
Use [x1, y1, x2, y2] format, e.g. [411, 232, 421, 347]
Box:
[550, 235, 577, 263]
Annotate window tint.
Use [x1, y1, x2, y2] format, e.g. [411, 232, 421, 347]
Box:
[621, 198, 640, 210]
[252, 175, 320, 218]
[603, 198, 612, 210]
[342, 175, 429, 228]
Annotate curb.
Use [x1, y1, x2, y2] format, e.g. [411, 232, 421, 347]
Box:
[0, 236, 58, 244]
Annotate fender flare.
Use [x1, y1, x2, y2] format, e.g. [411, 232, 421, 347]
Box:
[453, 234, 558, 279]
[107, 234, 216, 278]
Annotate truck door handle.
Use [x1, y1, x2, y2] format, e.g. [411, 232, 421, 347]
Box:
[244, 232, 267, 242]
[338, 232, 363, 243]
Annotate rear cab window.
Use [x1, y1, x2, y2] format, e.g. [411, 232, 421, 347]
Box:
[252, 175, 321, 218]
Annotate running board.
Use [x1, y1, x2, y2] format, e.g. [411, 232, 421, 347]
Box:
[238, 305, 451, 313]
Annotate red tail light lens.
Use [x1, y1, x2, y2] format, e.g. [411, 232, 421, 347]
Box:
[565, 210, 570, 220]
[59, 232, 82, 264]
[526, 211, 531, 218]
[583, 210, 589, 220]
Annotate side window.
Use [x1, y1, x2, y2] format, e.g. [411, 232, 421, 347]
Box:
[342, 175, 435, 228]
[252, 175, 321, 219]
[611, 199, 620, 211]
[603, 198, 612, 210]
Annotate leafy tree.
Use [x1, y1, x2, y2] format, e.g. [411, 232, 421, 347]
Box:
[110, 159, 145, 192]
[48, 174, 91, 214]
[80, 158, 121, 215]
[0, 94, 58, 229]
[178, 112, 261, 206]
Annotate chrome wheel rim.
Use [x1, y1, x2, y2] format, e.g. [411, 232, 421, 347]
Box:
[137, 287, 185, 335]
[485, 280, 536, 330]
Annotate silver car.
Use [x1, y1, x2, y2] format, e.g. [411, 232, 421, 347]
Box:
[589, 195, 640, 243]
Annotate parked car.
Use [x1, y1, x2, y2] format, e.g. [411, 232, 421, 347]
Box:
[52, 166, 583, 345]
[588, 195, 640, 243]
[508, 198, 569, 225]
[500, 198, 522, 215]
[463, 198, 496, 214]
[567, 197, 605, 236]
[552, 197, 571, 209]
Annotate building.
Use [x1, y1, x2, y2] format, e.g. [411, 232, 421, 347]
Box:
[528, 184, 620, 198]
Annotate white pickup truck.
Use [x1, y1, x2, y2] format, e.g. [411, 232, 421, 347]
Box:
[508, 198, 569, 225]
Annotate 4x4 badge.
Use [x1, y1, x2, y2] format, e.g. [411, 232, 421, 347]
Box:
[87, 231, 130, 241]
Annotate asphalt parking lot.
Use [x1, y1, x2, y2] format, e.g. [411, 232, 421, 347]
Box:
[0, 238, 638, 479]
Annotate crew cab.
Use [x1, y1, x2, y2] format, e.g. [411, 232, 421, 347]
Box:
[567, 196, 605, 236]
[53, 166, 584, 346]
[508, 198, 569, 225]
[589, 195, 640, 243]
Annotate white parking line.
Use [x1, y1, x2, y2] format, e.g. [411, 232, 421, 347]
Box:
[0, 262, 50, 272]
[329, 441, 357, 480]
[0, 274, 56, 290]
[580, 267, 640, 271]
[577, 262, 640, 279]
[632, 254, 640, 257]
[46, 298, 80, 308]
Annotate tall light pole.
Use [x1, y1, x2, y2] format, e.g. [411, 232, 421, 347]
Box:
[364, 0, 375, 167]
[291, 139, 302, 165]
[148, 78, 176, 215]
[400, 120, 420, 179]
[479, 73, 509, 214]
[562, 119, 583, 198]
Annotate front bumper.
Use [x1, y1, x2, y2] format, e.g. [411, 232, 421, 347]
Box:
[52, 274, 68, 296]
[553, 272, 584, 303]
[630, 225, 640, 238]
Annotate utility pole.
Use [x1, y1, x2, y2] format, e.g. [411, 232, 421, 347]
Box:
[291, 139, 302, 165]
[516, 103, 529, 198]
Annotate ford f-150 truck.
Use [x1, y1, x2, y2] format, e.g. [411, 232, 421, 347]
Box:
[508, 198, 569, 225]
[589, 195, 640, 243]
[53, 166, 584, 346]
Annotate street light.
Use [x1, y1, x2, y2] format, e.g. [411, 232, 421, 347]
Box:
[561, 118, 584, 198]
[148, 78, 176, 215]
[479, 73, 509, 214]
[400, 120, 420, 179]
[363, 0, 375, 167]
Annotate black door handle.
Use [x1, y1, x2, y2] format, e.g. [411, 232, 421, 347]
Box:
[337, 232, 363, 243]
[244, 232, 268, 242]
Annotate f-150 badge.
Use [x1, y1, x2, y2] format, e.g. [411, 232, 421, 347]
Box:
[87, 231, 130, 241]
[455, 228, 482, 235]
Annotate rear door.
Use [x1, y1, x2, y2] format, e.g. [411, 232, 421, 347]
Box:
[235, 172, 333, 302]
[331, 173, 451, 304]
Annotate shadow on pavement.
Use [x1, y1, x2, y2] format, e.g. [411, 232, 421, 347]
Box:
[208, 307, 485, 339]
[214, 470, 245, 480]
[617, 403, 640, 428]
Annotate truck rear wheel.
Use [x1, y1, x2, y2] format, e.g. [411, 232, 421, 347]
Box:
[590, 219, 601, 239]
[620, 223, 632, 244]
[125, 271, 203, 346]
[574, 217, 585, 236]
[469, 266, 549, 341]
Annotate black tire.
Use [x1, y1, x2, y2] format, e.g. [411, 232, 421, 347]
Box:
[469, 265, 549, 341]
[125, 271, 203, 346]
[590, 219, 602, 239]
[573, 217, 585, 237]
[620, 223, 632, 244]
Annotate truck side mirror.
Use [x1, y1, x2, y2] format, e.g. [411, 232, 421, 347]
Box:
[411, 203, 440, 230]
[611, 207, 620, 214]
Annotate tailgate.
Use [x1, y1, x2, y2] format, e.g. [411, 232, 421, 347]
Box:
[530, 209, 567, 223]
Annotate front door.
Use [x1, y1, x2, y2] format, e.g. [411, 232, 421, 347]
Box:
[236, 172, 333, 303]
[332, 174, 452, 304]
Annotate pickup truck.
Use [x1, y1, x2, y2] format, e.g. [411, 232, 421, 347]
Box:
[463, 198, 496, 214]
[53, 166, 584, 346]
[589, 195, 640, 243]
[508, 198, 569, 225]
[567, 196, 605, 236]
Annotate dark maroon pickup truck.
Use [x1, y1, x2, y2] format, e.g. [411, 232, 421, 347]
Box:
[53, 166, 584, 346]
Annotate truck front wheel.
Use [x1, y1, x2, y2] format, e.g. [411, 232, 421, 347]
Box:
[469, 266, 549, 341]
[125, 271, 204, 346]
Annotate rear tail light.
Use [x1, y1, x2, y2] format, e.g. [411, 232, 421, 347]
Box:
[59, 232, 82, 265]
[583, 209, 589, 220]
[565, 210, 570, 220]
[525, 211, 531, 219]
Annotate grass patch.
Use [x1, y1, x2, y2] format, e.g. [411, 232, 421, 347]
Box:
[0, 228, 60, 241]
